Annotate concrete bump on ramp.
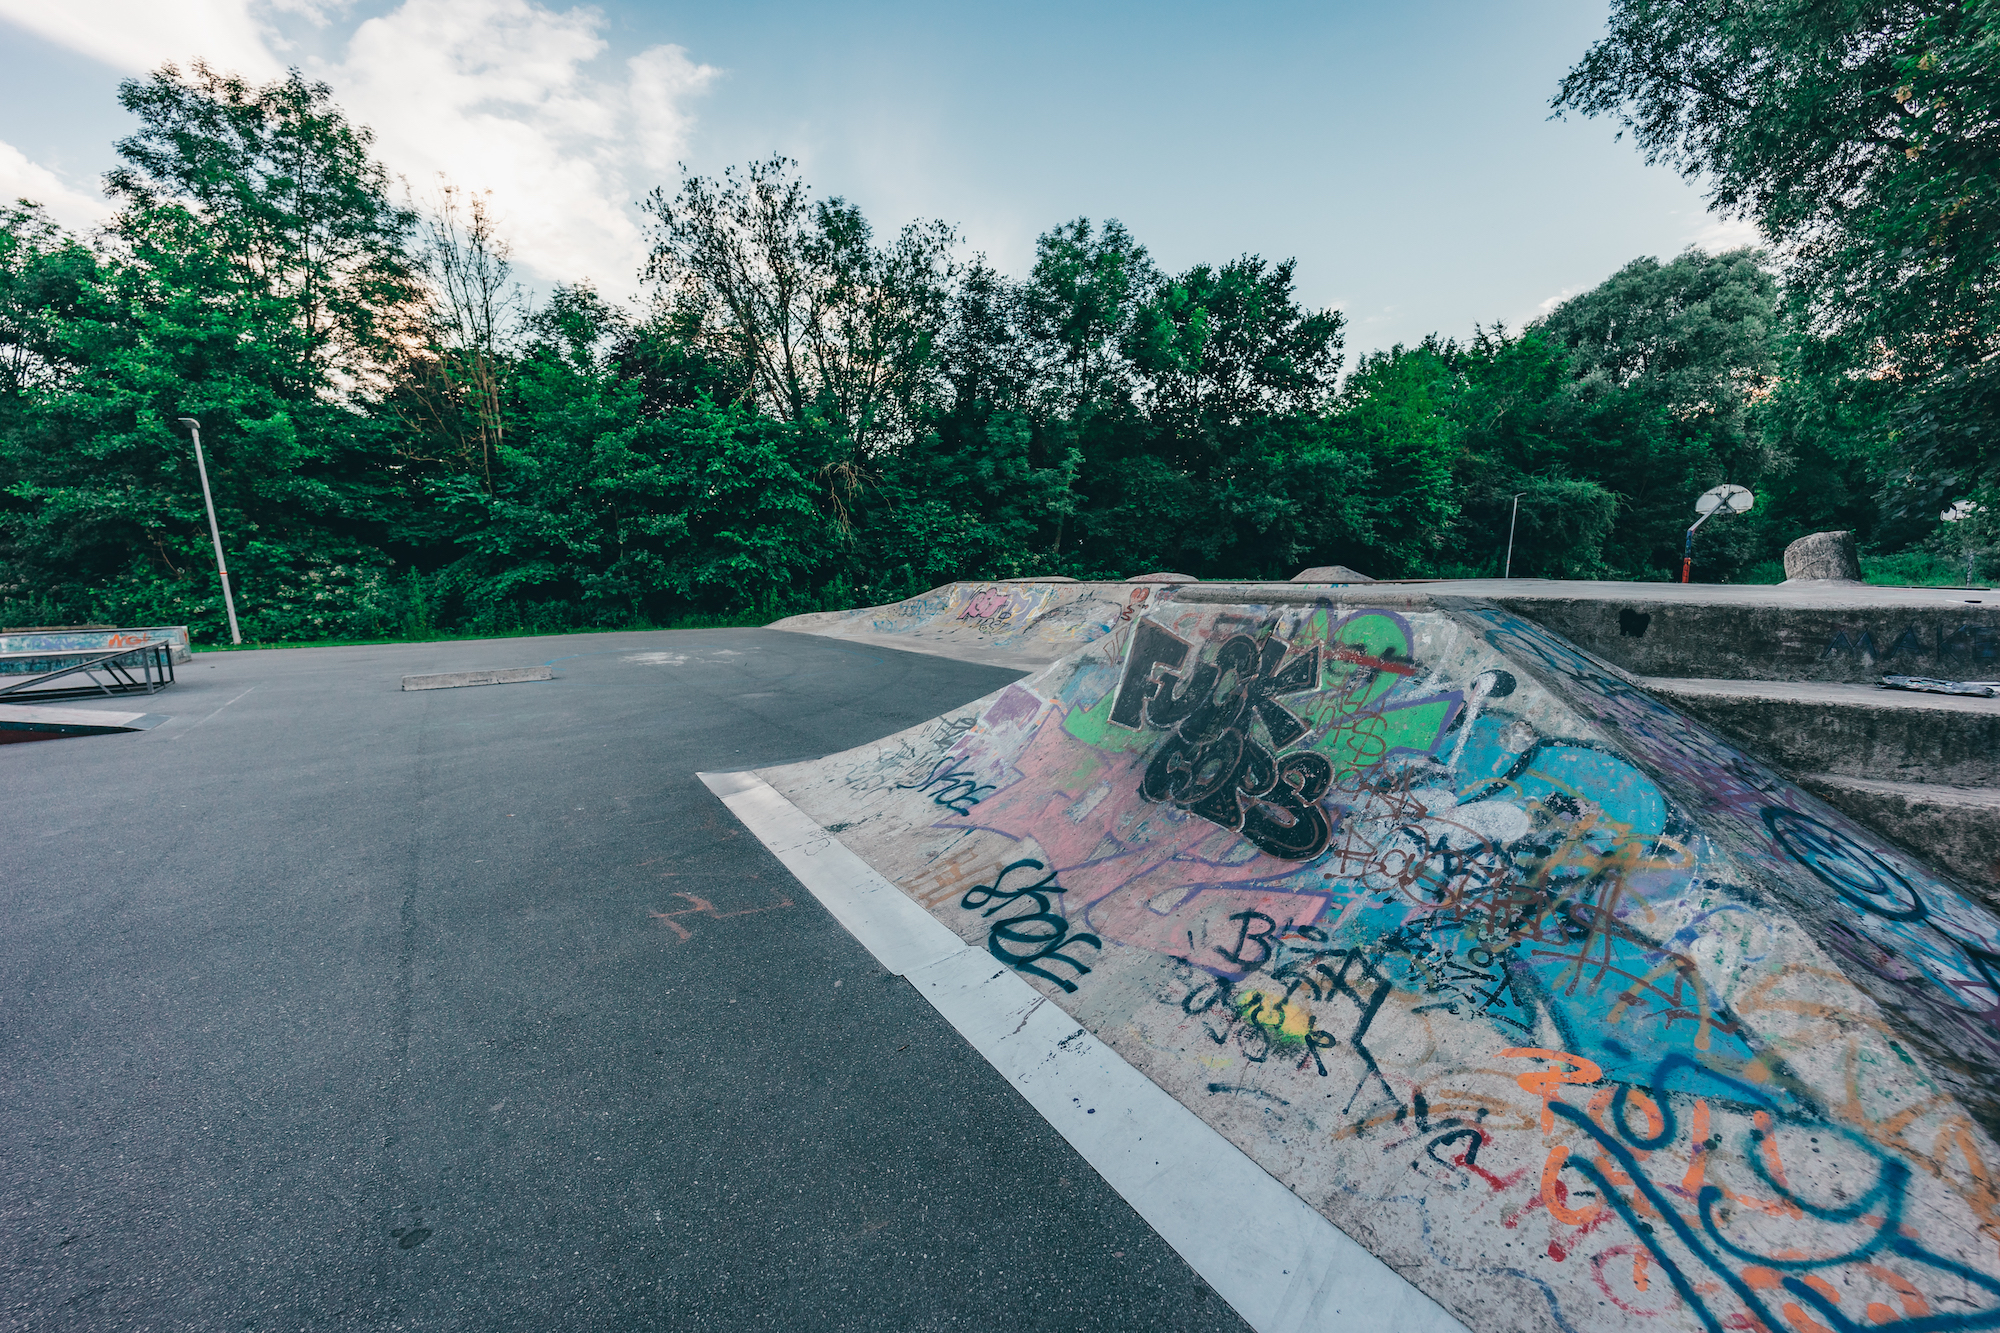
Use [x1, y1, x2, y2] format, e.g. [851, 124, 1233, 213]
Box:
[733, 590, 2000, 1333]
[770, 579, 1165, 669]
[400, 665, 554, 691]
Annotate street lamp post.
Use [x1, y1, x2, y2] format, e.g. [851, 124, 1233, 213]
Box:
[176, 417, 242, 645]
[1504, 492, 1526, 578]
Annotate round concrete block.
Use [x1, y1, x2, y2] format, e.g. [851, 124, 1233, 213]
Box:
[1783, 529, 1862, 582]
[1290, 565, 1375, 583]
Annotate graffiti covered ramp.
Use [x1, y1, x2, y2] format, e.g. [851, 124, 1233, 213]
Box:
[726, 591, 2000, 1333]
[769, 579, 1161, 668]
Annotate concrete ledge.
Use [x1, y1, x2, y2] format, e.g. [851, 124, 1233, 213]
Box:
[1800, 773, 2000, 895]
[401, 665, 553, 691]
[1645, 676, 2000, 786]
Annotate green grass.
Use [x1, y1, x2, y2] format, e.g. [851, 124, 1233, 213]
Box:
[1861, 550, 1988, 587]
[1732, 550, 1987, 587]
[188, 609, 775, 653]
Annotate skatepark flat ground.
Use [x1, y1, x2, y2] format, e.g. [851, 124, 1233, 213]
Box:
[0, 629, 1249, 1331]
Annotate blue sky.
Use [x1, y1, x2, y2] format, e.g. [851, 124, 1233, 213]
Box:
[0, 0, 1756, 356]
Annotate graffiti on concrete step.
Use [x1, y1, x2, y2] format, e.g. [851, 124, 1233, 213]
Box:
[1820, 621, 1998, 665]
[1469, 605, 2000, 1123]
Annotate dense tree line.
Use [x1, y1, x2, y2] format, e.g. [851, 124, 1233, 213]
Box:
[1, 36, 1991, 643]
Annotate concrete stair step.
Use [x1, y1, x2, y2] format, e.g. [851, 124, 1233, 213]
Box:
[1481, 580, 2000, 683]
[1642, 676, 2000, 787]
[1796, 774, 2000, 898]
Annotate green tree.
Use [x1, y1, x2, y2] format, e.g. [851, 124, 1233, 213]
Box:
[1554, 0, 2000, 526]
[0, 64, 422, 640]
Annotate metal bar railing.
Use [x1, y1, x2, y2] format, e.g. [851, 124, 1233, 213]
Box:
[0, 641, 177, 702]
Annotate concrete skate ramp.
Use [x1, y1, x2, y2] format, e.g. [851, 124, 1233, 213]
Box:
[751, 589, 2000, 1333]
[770, 580, 1160, 668]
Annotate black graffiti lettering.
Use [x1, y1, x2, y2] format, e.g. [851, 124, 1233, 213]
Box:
[896, 755, 996, 814]
[1945, 622, 1998, 662]
[1240, 751, 1335, 860]
[1426, 1127, 1484, 1171]
[960, 858, 1102, 994]
[1136, 628, 1331, 860]
[1296, 1012, 1337, 1077]
[1110, 620, 1192, 729]
[1216, 910, 1279, 969]
[1819, 629, 1881, 662]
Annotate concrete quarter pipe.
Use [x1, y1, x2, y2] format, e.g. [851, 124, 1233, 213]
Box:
[745, 584, 2000, 1333]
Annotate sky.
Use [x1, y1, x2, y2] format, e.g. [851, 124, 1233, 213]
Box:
[0, 0, 1759, 357]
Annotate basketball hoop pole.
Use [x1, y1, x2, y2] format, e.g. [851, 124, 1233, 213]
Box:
[1681, 509, 1717, 584]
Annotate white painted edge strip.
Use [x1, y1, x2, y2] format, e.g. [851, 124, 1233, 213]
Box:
[0, 703, 162, 730]
[401, 665, 554, 691]
[697, 769, 1471, 1333]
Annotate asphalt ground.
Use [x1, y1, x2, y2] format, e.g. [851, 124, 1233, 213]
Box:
[0, 629, 1248, 1332]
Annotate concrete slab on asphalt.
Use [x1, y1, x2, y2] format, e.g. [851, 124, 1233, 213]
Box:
[401, 664, 556, 690]
[0, 629, 1251, 1332]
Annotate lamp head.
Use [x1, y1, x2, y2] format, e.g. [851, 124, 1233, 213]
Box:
[176, 417, 200, 430]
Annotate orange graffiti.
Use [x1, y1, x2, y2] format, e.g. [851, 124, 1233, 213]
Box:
[1540, 1145, 1604, 1226]
[1503, 1047, 1603, 1133]
[648, 891, 793, 941]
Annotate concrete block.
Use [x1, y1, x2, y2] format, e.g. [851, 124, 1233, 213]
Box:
[1783, 528, 1862, 581]
[400, 665, 553, 691]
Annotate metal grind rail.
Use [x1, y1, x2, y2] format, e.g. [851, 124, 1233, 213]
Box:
[0, 640, 177, 702]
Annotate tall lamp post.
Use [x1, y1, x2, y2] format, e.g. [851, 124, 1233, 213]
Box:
[1503, 492, 1526, 578]
[176, 417, 242, 645]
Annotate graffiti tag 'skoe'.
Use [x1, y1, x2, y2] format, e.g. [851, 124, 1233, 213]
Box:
[762, 595, 2000, 1333]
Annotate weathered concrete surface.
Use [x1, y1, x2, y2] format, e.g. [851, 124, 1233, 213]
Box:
[1799, 774, 2000, 900]
[399, 664, 554, 690]
[1292, 566, 1376, 583]
[1480, 580, 2000, 684]
[0, 703, 165, 742]
[1783, 529, 1862, 583]
[772, 580, 1166, 669]
[0, 625, 191, 668]
[778, 578, 2000, 684]
[751, 590, 2000, 1333]
[1645, 677, 2000, 787]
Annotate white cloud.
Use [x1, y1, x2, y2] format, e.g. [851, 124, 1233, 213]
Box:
[1684, 210, 1766, 254]
[328, 0, 717, 293]
[628, 44, 716, 174]
[0, 0, 719, 296]
[1534, 286, 1584, 319]
[0, 0, 284, 77]
[0, 140, 113, 234]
